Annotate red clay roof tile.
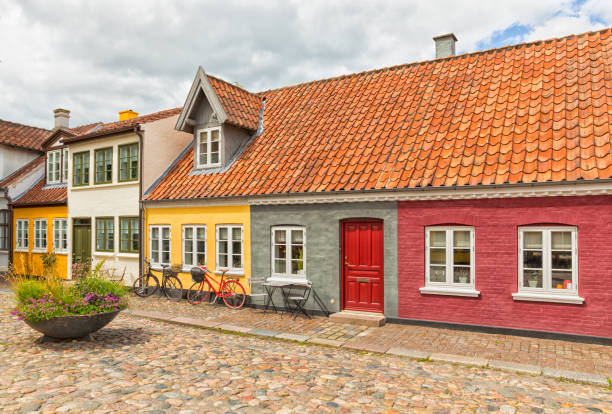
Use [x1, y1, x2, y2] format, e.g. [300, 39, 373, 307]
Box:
[0, 120, 50, 152]
[146, 28, 612, 201]
[12, 177, 66, 206]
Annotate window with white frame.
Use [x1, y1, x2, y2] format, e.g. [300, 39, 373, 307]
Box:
[34, 219, 47, 251]
[518, 227, 577, 295]
[0, 210, 8, 250]
[16, 219, 28, 250]
[217, 225, 242, 272]
[52, 218, 68, 252]
[425, 227, 475, 288]
[47, 150, 61, 184]
[271, 226, 306, 279]
[196, 127, 221, 168]
[150, 225, 170, 267]
[62, 148, 69, 183]
[182, 225, 206, 269]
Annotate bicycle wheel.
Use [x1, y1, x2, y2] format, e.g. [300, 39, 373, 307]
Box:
[187, 281, 211, 304]
[221, 280, 246, 309]
[163, 275, 184, 301]
[132, 274, 159, 297]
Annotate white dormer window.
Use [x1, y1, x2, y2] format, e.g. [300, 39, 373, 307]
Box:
[62, 148, 68, 183]
[47, 150, 61, 184]
[196, 127, 221, 168]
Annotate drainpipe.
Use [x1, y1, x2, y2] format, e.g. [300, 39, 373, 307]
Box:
[6, 189, 13, 268]
[134, 125, 145, 278]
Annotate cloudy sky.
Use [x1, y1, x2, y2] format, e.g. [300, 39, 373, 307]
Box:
[1, 0, 611, 129]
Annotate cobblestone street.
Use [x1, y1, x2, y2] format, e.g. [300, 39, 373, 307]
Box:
[1, 293, 611, 413]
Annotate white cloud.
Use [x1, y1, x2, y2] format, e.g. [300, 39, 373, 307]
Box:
[0, 0, 610, 129]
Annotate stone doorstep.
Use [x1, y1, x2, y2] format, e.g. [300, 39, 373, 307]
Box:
[329, 311, 386, 327]
[429, 352, 489, 368]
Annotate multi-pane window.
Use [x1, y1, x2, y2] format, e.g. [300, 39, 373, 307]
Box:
[272, 226, 306, 279]
[183, 225, 206, 268]
[34, 219, 47, 251]
[95, 147, 113, 184]
[95, 217, 114, 252]
[47, 150, 61, 184]
[196, 127, 221, 168]
[217, 225, 242, 271]
[150, 225, 170, 266]
[0, 210, 8, 250]
[73, 151, 90, 186]
[119, 143, 138, 182]
[52, 218, 68, 252]
[119, 217, 139, 253]
[62, 148, 69, 183]
[16, 219, 28, 250]
[518, 227, 577, 294]
[425, 227, 475, 288]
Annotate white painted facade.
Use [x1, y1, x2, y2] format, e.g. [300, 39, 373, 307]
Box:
[66, 114, 191, 283]
[0, 144, 40, 181]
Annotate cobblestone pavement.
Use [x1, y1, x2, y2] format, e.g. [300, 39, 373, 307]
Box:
[1, 294, 611, 413]
[129, 294, 612, 376]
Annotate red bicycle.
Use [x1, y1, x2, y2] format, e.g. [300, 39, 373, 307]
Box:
[187, 265, 246, 309]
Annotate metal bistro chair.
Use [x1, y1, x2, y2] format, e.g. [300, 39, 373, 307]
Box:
[248, 277, 269, 309]
[285, 280, 313, 319]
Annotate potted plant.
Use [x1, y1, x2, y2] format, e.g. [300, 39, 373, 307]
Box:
[9, 261, 128, 341]
[527, 275, 539, 288]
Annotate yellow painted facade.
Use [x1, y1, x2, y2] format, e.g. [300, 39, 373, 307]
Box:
[144, 204, 251, 292]
[13, 205, 69, 278]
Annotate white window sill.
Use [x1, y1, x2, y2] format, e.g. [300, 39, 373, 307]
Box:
[512, 292, 584, 304]
[214, 269, 244, 277]
[71, 181, 138, 190]
[116, 253, 138, 259]
[14, 248, 28, 253]
[32, 249, 48, 254]
[93, 251, 115, 257]
[268, 276, 309, 284]
[53, 251, 68, 255]
[151, 265, 170, 271]
[419, 286, 480, 297]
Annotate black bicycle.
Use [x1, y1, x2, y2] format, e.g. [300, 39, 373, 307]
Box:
[132, 259, 184, 301]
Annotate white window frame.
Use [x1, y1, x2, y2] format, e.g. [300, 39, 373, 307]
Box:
[182, 225, 206, 271]
[52, 218, 68, 253]
[216, 224, 243, 274]
[149, 225, 171, 268]
[33, 219, 47, 252]
[513, 226, 583, 304]
[421, 226, 479, 297]
[196, 127, 222, 168]
[270, 226, 307, 281]
[47, 150, 61, 184]
[15, 219, 28, 251]
[62, 148, 69, 183]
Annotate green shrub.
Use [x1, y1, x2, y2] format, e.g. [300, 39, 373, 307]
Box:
[73, 276, 128, 298]
[14, 279, 47, 302]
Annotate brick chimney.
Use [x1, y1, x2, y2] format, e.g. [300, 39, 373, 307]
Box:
[119, 110, 139, 121]
[53, 108, 70, 130]
[433, 33, 457, 58]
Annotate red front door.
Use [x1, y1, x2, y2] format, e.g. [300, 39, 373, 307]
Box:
[342, 220, 384, 313]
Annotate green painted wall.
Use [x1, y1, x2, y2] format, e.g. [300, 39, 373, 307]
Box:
[250, 202, 398, 316]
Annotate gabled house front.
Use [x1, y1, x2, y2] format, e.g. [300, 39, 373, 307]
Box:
[145, 28, 612, 339]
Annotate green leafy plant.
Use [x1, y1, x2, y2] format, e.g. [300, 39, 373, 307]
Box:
[40, 252, 57, 277]
[13, 279, 47, 303]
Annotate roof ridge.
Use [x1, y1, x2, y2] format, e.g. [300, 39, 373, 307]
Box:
[256, 27, 612, 95]
[0, 118, 51, 133]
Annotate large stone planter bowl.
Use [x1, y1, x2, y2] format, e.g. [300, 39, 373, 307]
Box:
[24, 310, 121, 340]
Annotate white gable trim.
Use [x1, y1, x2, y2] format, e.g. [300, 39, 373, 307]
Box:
[175, 66, 228, 132]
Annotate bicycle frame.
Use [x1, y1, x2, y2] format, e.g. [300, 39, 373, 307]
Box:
[198, 267, 234, 298]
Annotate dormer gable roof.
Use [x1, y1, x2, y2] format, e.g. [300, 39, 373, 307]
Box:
[176, 66, 262, 133]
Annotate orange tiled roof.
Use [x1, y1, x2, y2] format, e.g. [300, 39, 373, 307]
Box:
[64, 108, 182, 143]
[146, 28, 612, 201]
[207, 75, 262, 131]
[12, 177, 66, 206]
[0, 155, 45, 189]
[69, 122, 103, 136]
[0, 119, 50, 152]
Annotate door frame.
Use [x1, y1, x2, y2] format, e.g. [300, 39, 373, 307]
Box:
[340, 218, 385, 313]
[72, 217, 92, 265]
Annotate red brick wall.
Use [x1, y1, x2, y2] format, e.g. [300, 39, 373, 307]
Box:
[397, 195, 612, 338]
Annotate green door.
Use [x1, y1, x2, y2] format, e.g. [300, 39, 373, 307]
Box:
[72, 218, 91, 264]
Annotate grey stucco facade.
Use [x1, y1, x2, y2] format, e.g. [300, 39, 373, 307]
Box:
[250, 202, 398, 317]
